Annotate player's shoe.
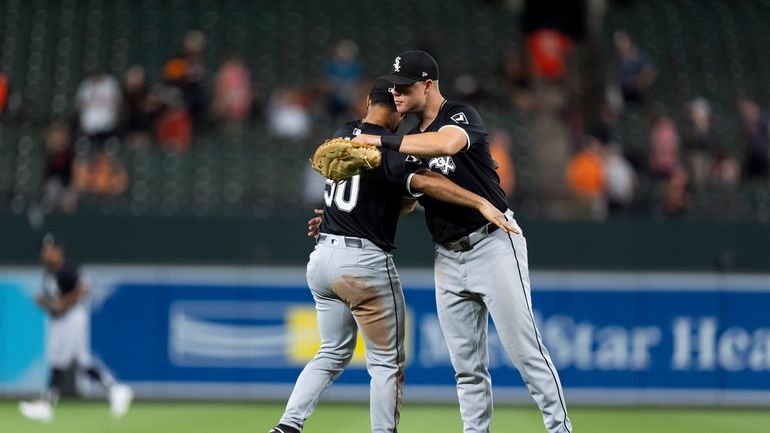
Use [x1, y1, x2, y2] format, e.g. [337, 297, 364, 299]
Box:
[18, 399, 54, 423]
[268, 424, 300, 433]
[109, 383, 134, 418]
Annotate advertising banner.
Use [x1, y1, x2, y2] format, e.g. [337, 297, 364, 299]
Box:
[2, 267, 769, 404]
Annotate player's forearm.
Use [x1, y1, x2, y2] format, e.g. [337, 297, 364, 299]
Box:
[397, 132, 464, 157]
[411, 171, 485, 210]
[36, 296, 56, 313]
[400, 198, 418, 216]
[362, 130, 465, 157]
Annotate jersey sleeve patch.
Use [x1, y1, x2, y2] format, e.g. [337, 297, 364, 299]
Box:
[450, 112, 469, 124]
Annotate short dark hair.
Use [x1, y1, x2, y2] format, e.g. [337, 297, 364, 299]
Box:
[369, 91, 396, 111]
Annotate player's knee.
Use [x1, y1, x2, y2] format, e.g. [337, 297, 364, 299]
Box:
[365, 362, 403, 380]
[316, 347, 355, 370]
[85, 367, 102, 382]
[455, 370, 489, 385]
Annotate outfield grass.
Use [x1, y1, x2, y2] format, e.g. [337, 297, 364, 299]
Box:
[1, 400, 768, 433]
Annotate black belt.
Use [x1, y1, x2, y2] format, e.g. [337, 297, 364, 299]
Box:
[317, 234, 363, 248]
[440, 223, 499, 252]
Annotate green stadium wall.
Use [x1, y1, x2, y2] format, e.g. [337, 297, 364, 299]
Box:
[0, 212, 768, 271]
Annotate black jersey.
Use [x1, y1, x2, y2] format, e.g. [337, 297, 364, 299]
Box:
[412, 100, 509, 244]
[44, 262, 80, 299]
[319, 120, 423, 252]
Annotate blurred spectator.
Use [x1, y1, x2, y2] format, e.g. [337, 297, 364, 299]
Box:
[210, 54, 253, 129]
[0, 70, 8, 119]
[267, 88, 312, 140]
[566, 135, 606, 219]
[738, 98, 770, 179]
[488, 129, 516, 199]
[122, 66, 159, 149]
[302, 161, 325, 209]
[613, 30, 656, 107]
[163, 30, 208, 126]
[501, 42, 533, 110]
[649, 108, 680, 179]
[323, 39, 362, 117]
[75, 67, 122, 149]
[682, 98, 717, 187]
[41, 121, 78, 213]
[453, 74, 495, 107]
[661, 166, 690, 217]
[567, 135, 605, 196]
[708, 147, 741, 186]
[587, 102, 618, 145]
[602, 143, 636, 213]
[73, 150, 128, 197]
[155, 86, 193, 152]
[526, 29, 572, 81]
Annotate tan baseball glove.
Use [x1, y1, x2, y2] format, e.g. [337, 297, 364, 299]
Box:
[311, 138, 382, 181]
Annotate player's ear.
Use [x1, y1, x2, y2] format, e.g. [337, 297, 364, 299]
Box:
[422, 80, 429, 95]
[366, 96, 372, 109]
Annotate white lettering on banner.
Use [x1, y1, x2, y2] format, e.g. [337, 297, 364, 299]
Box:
[672, 317, 770, 372]
[418, 315, 515, 368]
[541, 315, 661, 371]
[672, 317, 718, 370]
[719, 327, 752, 371]
[749, 329, 770, 371]
[419, 312, 770, 373]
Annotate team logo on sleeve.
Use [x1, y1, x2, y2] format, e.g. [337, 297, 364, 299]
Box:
[352, 128, 362, 136]
[405, 155, 422, 164]
[450, 112, 468, 124]
[428, 156, 456, 175]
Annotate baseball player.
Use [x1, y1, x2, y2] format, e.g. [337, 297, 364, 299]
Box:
[18, 234, 133, 423]
[355, 50, 573, 433]
[268, 79, 515, 433]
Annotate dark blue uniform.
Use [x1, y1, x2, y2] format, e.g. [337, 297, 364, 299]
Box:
[47, 263, 79, 298]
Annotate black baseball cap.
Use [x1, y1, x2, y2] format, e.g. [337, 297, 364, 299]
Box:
[369, 78, 393, 97]
[380, 50, 439, 85]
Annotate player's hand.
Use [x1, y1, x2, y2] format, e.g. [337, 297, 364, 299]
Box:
[352, 134, 381, 147]
[35, 294, 51, 310]
[36, 295, 59, 315]
[478, 201, 519, 235]
[308, 209, 324, 238]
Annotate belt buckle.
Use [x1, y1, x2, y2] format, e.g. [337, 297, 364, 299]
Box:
[344, 238, 363, 248]
[446, 236, 472, 252]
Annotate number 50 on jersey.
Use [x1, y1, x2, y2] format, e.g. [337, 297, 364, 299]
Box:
[324, 176, 360, 212]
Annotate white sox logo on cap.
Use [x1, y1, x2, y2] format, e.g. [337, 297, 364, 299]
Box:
[393, 56, 401, 72]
